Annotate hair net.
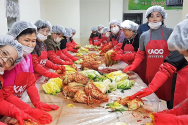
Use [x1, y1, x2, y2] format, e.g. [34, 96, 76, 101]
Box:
[70, 28, 76, 34]
[145, 5, 167, 19]
[0, 35, 23, 64]
[51, 25, 66, 34]
[102, 27, 110, 33]
[121, 20, 139, 31]
[109, 19, 122, 27]
[34, 19, 52, 32]
[64, 28, 72, 37]
[185, 13, 188, 19]
[91, 27, 97, 32]
[8, 21, 37, 39]
[167, 19, 188, 51]
[97, 24, 104, 29]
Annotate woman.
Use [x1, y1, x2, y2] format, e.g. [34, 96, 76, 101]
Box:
[89, 27, 101, 45]
[142, 17, 188, 125]
[97, 24, 104, 34]
[32, 19, 65, 80]
[94, 27, 110, 46]
[124, 5, 173, 103]
[66, 28, 79, 52]
[44, 25, 73, 65]
[111, 20, 146, 83]
[60, 28, 78, 61]
[2, 21, 57, 123]
[0, 35, 38, 125]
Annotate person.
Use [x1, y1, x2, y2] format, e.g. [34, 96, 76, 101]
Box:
[89, 27, 101, 45]
[143, 17, 188, 125]
[44, 25, 73, 65]
[97, 24, 104, 34]
[94, 27, 110, 46]
[137, 22, 150, 37]
[31, 19, 65, 80]
[60, 28, 78, 61]
[111, 20, 146, 83]
[124, 6, 173, 104]
[108, 19, 126, 52]
[66, 28, 80, 52]
[3, 21, 53, 124]
[0, 35, 38, 125]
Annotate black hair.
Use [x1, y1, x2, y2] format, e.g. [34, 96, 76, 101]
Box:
[0, 45, 6, 48]
[37, 26, 48, 31]
[147, 13, 164, 25]
[16, 28, 37, 40]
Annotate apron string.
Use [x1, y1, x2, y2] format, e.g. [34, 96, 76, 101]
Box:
[150, 26, 165, 41]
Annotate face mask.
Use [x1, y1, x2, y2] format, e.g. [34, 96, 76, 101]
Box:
[54, 37, 61, 42]
[148, 22, 162, 30]
[0, 67, 4, 75]
[99, 30, 103, 33]
[111, 26, 119, 34]
[93, 32, 96, 34]
[37, 33, 47, 41]
[22, 45, 34, 56]
[105, 33, 110, 37]
[66, 37, 70, 43]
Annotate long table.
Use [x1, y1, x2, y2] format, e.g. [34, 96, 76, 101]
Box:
[0, 51, 167, 125]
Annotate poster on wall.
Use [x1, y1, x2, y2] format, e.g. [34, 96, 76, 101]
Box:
[128, 0, 183, 10]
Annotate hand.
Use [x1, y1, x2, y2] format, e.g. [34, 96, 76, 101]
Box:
[111, 52, 121, 61]
[129, 88, 153, 99]
[72, 57, 78, 61]
[59, 65, 66, 73]
[28, 108, 52, 124]
[123, 65, 136, 73]
[15, 110, 38, 125]
[35, 102, 59, 111]
[62, 61, 73, 65]
[46, 72, 60, 79]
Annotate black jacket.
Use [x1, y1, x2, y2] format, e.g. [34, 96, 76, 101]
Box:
[121, 34, 139, 52]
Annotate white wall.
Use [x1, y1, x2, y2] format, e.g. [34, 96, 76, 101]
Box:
[123, 0, 182, 29]
[110, 0, 123, 21]
[0, 0, 8, 35]
[182, 0, 188, 20]
[80, 0, 110, 45]
[40, 0, 80, 44]
[19, 0, 41, 23]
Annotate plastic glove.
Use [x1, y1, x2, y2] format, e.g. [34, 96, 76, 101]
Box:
[62, 49, 78, 61]
[45, 60, 61, 70]
[153, 113, 188, 125]
[60, 52, 72, 62]
[46, 72, 60, 78]
[35, 102, 59, 111]
[27, 78, 59, 111]
[27, 108, 52, 124]
[0, 99, 37, 125]
[158, 98, 188, 116]
[48, 50, 66, 65]
[123, 49, 145, 73]
[111, 52, 121, 61]
[0, 122, 6, 125]
[89, 38, 93, 45]
[55, 65, 66, 73]
[129, 63, 176, 99]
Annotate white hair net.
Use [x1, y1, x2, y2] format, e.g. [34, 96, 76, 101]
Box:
[70, 28, 76, 34]
[34, 19, 52, 32]
[103, 27, 110, 33]
[145, 5, 167, 19]
[8, 21, 37, 39]
[0, 35, 23, 64]
[97, 24, 104, 29]
[51, 25, 66, 34]
[168, 19, 188, 51]
[64, 28, 72, 37]
[121, 20, 139, 31]
[185, 13, 188, 19]
[91, 27, 97, 32]
[109, 19, 122, 27]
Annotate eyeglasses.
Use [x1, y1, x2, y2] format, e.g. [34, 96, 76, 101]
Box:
[0, 49, 15, 67]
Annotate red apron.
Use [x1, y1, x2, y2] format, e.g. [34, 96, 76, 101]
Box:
[34, 48, 49, 79]
[13, 72, 30, 98]
[92, 37, 99, 45]
[145, 27, 172, 101]
[173, 65, 188, 107]
[112, 38, 118, 49]
[101, 34, 108, 45]
[123, 37, 147, 84]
